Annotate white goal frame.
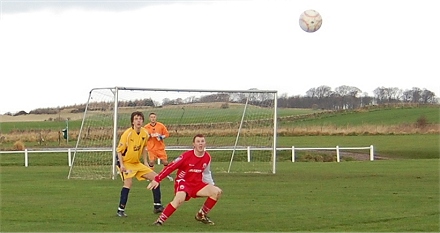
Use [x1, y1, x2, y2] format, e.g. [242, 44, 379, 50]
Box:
[67, 87, 278, 179]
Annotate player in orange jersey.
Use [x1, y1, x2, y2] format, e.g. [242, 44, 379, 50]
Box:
[144, 112, 172, 213]
[144, 112, 170, 169]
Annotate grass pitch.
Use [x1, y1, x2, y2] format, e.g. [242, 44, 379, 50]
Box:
[1, 159, 438, 232]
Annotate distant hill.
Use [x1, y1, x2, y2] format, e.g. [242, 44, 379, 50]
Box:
[1, 108, 84, 123]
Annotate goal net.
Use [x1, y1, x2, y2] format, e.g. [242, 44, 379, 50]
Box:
[67, 87, 278, 179]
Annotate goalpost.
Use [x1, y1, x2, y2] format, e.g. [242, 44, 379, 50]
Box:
[67, 87, 278, 180]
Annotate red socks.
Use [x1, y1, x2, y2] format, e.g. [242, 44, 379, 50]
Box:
[200, 197, 217, 215]
[157, 197, 218, 224]
[157, 203, 176, 223]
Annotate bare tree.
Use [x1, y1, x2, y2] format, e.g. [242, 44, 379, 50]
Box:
[402, 89, 413, 102]
[315, 85, 333, 99]
[162, 98, 171, 105]
[410, 87, 423, 103]
[306, 87, 316, 98]
[334, 85, 362, 109]
[421, 89, 437, 103]
[373, 87, 388, 104]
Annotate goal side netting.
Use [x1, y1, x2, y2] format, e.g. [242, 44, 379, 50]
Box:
[67, 87, 278, 179]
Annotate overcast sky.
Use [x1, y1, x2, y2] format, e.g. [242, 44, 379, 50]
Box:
[0, 0, 439, 114]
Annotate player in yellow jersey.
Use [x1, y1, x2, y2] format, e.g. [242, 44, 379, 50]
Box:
[115, 111, 163, 217]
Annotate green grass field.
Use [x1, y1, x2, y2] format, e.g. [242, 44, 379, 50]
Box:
[1, 105, 439, 231]
[2, 105, 438, 134]
[0, 159, 438, 232]
[276, 134, 440, 159]
[283, 105, 440, 127]
[1, 107, 319, 134]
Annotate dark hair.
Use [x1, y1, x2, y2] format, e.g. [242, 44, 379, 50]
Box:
[193, 134, 205, 142]
[149, 112, 156, 116]
[131, 111, 145, 124]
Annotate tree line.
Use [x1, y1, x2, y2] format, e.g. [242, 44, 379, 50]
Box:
[4, 86, 438, 116]
[278, 85, 437, 109]
[161, 86, 438, 110]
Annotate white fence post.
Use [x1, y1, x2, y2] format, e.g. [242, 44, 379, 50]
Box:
[336, 146, 340, 162]
[247, 146, 251, 162]
[370, 145, 374, 161]
[24, 149, 28, 167]
[68, 148, 72, 167]
[291, 146, 295, 162]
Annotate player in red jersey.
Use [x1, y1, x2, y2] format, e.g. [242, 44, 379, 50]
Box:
[147, 134, 223, 226]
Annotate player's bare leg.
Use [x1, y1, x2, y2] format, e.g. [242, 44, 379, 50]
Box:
[153, 191, 186, 226]
[195, 185, 222, 225]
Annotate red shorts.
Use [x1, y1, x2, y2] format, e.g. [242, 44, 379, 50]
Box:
[174, 179, 208, 201]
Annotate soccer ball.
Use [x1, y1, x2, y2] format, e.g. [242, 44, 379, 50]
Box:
[299, 9, 322, 33]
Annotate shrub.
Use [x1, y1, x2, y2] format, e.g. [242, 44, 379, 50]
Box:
[13, 111, 28, 116]
[13, 140, 25, 151]
[416, 115, 428, 128]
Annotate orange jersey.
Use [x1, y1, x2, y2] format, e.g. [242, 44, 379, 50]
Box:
[144, 122, 169, 151]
